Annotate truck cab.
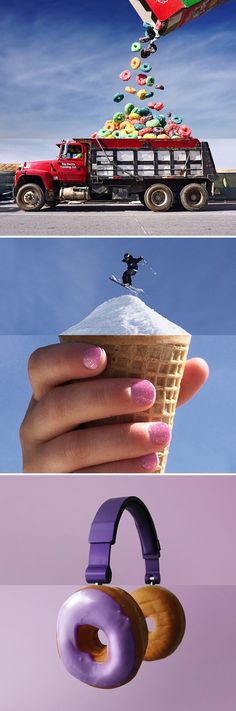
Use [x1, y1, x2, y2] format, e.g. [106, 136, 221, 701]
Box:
[55, 141, 88, 185]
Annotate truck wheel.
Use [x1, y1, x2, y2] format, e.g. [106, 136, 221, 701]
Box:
[16, 183, 45, 211]
[180, 183, 208, 211]
[144, 184, 174, 212]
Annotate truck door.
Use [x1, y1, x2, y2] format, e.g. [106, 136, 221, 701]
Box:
[57, 143, 87, 184]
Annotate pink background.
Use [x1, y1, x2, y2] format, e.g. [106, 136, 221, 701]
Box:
[0, 585, 235, 711]
[0, 475, 235, 585]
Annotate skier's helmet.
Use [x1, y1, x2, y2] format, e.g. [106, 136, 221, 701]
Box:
[124, 253, 130, 259]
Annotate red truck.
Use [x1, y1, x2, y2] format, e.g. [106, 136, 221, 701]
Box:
[14, 137, 217, 212]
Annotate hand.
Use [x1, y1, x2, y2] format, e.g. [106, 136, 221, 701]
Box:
[20, 343, 208, 474]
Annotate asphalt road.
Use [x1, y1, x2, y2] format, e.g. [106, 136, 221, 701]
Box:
[0, 201, 236, 236]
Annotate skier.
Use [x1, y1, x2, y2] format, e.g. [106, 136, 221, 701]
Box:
[122, 253, 144, 286]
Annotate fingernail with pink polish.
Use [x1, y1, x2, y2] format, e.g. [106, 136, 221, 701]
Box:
[148, 422, 171, 447]
[82, 346, 103, 370]
[131, 380, 156, 406]
[140, 453, 159, 471]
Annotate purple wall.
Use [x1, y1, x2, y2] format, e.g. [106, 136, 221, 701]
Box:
[0, 585, 235, 711]
[0, 475, 235, 584]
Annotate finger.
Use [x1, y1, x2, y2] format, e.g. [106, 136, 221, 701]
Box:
[76, 452, 159, 473]
[177, 358, 209, 407]
[25, 421, 171, 473]
[25, 378, 157, 442]
[28, 343, 107, 400]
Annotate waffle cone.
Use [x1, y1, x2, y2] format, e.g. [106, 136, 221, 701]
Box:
[60, 334, 191, 473]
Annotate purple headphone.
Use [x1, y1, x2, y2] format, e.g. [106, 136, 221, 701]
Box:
[85, 495, 161, 585]
[57, 496, 185, 689]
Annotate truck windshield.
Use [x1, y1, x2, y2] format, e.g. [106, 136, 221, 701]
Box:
[60, 144, 83, 159]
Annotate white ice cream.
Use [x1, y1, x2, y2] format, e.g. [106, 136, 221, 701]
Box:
[61, 295, 189, 335]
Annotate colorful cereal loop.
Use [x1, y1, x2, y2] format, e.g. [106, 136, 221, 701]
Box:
[171, 115, 183, 125]
[137, 89, 147, 100]
[146, 76, 155, 86]
[140, 63, 152, 73]
[120, 70, 132, 81]
[131, 57, 141, 70]
[113, 112, 125, 123]
[113, 93, 124, 103]
[125, 86, 136, 94]
[98, 129, 112, 138]
[131, 42, 141, 52]
[136, 73, 147, 86]
[124, 103, 134, 114]
[178, 125, 192, 138]
[104, 120, 116, 132]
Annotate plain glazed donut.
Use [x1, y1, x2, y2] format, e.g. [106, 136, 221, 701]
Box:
[131, 586, 186, 661]
[57, 585, 148, 689]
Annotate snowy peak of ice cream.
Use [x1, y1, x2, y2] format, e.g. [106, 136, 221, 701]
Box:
[61, 295, 189, 336]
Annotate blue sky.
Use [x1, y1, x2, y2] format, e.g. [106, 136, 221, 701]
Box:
[0, 334, 235, 473]
[0, 238, 235, 335]
[0, 1, 236, 163]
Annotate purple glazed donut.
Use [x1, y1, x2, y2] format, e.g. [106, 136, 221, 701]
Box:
[57, 586, 148, 689]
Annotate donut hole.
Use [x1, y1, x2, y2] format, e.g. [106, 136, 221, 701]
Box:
[97, 629, 108, 645]
[76, 624, 108, 663]
[146, 616, 155, 632]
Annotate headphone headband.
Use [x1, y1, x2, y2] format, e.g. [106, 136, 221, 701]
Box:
[85, 496, 161, 585]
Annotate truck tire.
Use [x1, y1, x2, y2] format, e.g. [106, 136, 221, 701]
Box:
[16, 183, 45, 211]
[180, 183, 208, 211]
[144, 184, 174, 212]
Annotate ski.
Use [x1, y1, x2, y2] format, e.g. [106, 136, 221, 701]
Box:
[109, 275, 144, 294]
